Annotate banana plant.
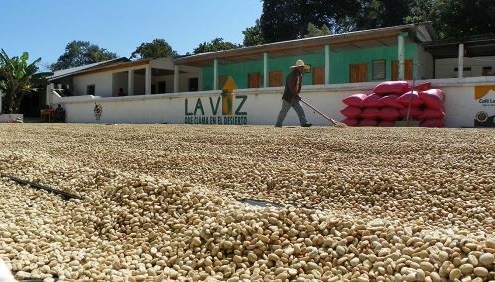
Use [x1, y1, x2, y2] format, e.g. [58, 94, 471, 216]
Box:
[0, 49, 44, 114]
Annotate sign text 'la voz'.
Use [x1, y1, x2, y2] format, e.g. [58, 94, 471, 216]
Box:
[184, 95, 248, 125]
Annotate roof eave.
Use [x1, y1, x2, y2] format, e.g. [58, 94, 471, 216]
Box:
[48, 57, 131, 81]
[174, 23, 435, 66]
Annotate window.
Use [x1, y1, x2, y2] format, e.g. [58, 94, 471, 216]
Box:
[482, 67, 494, 76]
[189, 78, 198, 91]
[87, 85, 95, 95]
[269, 71, 283, 87]
[454, 67, 472, 77]
[248, 72, 262, 88]
[372, 59, 386, 80]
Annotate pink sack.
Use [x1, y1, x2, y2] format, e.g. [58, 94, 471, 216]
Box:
[340, 106, 361, 118]
[397, 91, 423, 107]
[421, 119, 445, 127]
[379, 107, 400, 121]
[343, 93, 367, 107]
[360, 107, 380, 119]
[414, 82, 431, 91]
[362, 93, 384, 108]
[399, 107, 423, 119]
[419, 89, 445, 110]
[421, 108, 445, 120]
[373, 81, 411, 95]
[358, 119, 378, 127]
[377, 120, 396, 127]
[379, 95, 405, 109]
[342, 117, 359, 126]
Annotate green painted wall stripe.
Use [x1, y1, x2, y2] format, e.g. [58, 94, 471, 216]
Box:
[202, 43, 419, 90]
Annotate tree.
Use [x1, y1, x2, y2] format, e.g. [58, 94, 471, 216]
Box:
[259, 0, 359, 43]
[352, 0, 411, 30]
[304, 23, 331, 38]
[0, 49, 45, 114]
[130, 39, 178, 59]
[406, 0, 495, 39]
[50, 41, 117, 71]
[257, 0, 495, 44]
[243, 19, 265, 46]
[260, 0, 305, 43]
[193, 38, 241, 54]
[406, 0, 436, 25]
[433, 0, 495, 39]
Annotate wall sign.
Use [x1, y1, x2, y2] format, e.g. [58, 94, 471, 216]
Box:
[474, 85, 495, 127]
[184, 76, 248, 125]
[184, 94, 248, 125]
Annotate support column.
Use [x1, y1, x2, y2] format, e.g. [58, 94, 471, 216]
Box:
[458, 43, 464, 78]
[213, 59, 218, 90]
[263, 53, 269, 88]
[174, 65, 180, 93]
[46, 84, 53, 106]
[324, 45, 330, 84]
[145, 65, 152, 95]
[398, 34, 405, 80]
[128, 70, 134, 96]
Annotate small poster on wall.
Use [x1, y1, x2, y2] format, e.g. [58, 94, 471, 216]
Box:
[474, 85, 495, 127]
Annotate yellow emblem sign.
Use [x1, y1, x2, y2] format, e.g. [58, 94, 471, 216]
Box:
[222, 76, 238, 91]
[474, 85, 495, 99]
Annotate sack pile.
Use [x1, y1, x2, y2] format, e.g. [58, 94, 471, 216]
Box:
[340, 81, 446, 127]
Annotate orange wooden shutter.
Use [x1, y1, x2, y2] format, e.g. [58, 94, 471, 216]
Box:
[248, 72, 262, 88]
[350, 63, 368, 83]
[269, 71, 283, 87]
[392, 60, 413, 80]
[313, 66, 325, 85]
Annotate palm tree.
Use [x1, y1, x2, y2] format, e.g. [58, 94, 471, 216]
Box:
[0, 49, 44, 114]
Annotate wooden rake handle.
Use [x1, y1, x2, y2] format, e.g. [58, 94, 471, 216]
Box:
[300, 99, 337, 126]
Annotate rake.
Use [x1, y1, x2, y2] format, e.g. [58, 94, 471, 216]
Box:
[300, 99, 347, 127]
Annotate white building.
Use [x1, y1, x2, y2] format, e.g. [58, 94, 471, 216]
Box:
[46, 23, 495, 127]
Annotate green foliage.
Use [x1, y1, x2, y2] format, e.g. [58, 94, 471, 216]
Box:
[260, 0, 358, 43]
[406, 0, 495, 39]
[433, 0, 495, 39]
[130, 39, 178, 59]
[259, 0, 495, 42]
[193, 38, 241, 54]
[50, 41, 118, 71]
[305, 23, 331, 38]
[0, 49, 45, 114]
[243, 19, 265, 47]
[353, 0, 410, 30]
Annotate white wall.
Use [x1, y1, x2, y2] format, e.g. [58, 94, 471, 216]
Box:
[74, 72, 113, 97]
[178, 65, 202, 92]
[113, 71, 128, 95]
[435, 56, 495, 78]
[55, 86, 360, 125]
[133, 73, 146, 95]
[66, 58, 202, 97]
[53, 77, 495, 128]
[418, 46, 434, 79]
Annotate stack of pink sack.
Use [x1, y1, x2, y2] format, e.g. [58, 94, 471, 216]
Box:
[340, 81, 446, 127]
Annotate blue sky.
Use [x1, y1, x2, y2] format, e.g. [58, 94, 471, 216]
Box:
[0, 0, 262, 70]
